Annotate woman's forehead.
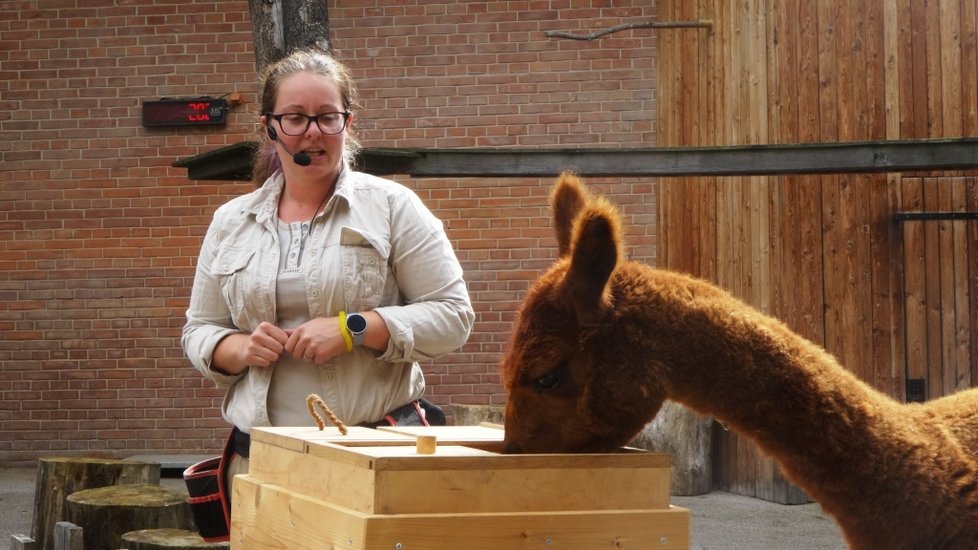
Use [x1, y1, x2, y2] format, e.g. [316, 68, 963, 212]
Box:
[275, 71, 342, 109]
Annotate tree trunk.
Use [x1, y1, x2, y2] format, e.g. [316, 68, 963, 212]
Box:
[122, 528, 230, 550]
[629, 400, 714, 496]
[31, 457, 160, 550]
[65, 484, 193, 550]
[248, 0, 331, 76]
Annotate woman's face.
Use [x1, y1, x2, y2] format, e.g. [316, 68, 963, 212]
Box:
[263, 71, 350, 180]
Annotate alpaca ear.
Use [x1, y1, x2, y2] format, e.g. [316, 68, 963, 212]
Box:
[565, 199, 622, 325]
[551, 172, 589, 258]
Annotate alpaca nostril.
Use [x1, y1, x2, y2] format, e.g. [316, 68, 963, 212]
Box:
[503, 440, 522, 454]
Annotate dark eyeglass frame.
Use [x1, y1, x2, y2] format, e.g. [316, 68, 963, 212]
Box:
[264, 111, 351, 136]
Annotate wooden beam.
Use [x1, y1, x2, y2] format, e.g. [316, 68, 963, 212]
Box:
[173, 138, 978, 180]
[359, 138, 978, 177]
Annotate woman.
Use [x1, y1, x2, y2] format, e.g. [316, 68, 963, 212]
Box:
[181, 48, 474, 515]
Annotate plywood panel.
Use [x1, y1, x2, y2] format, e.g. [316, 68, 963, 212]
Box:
[658, 0, 978, 502]
[961, 2, 978, 135]
[233, 476, 692, 550]
[871, 173, 906, 395]
[901, 179, 929, 393]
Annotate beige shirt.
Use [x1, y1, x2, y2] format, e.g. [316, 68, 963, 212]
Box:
[181, 167, 474, 430]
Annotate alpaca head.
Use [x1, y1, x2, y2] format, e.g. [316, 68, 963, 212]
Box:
[501, 173, 669, 454]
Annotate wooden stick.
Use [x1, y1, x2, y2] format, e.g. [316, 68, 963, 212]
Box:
[545, 20, 713, 41]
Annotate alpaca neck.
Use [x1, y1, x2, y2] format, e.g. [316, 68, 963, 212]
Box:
[653, 279, 895, 490]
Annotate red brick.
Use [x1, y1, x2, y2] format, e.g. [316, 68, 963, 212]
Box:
[0, 0, 657, 464]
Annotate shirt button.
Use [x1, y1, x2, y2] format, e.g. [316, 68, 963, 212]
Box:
[324, 373, 334, 381]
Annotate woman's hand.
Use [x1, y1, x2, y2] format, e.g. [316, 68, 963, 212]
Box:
[243, 322, 290, 367]
[210, 322, 289, 375]
[285, 317, 346, 365]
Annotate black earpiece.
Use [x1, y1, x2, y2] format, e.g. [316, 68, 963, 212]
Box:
[264, 117, 311, 166]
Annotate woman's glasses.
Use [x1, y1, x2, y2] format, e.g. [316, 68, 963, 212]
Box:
[265, 111, 350, 135]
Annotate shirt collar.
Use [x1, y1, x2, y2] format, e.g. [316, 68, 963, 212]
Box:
[250, 164, 354, 225]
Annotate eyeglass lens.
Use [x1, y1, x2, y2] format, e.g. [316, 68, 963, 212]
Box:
[277, 113, 347, 135]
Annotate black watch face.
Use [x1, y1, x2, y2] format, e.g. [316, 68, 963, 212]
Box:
[347, 314, 367, 333]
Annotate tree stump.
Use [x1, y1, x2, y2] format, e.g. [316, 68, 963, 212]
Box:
[52, 522, 82, 550]
[630, 400, 713, 496]
[65, 484, 193, 550]
[31, 457, 161, 550]
[122, 528, 230, 550]
[9, 533, 36, 550]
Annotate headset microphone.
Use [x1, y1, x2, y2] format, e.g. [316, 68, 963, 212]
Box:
[266, 125, 312, 167]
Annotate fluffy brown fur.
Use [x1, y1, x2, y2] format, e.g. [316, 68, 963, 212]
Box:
[500, 172, 978, 549]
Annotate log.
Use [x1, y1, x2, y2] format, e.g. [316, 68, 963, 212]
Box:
[65, 484, 193, 550]
[443, 403, 504, 426]
[9, 534, 36, 550]
[630, 400, 713, 496]
[122, 528, 230, 550]
[52, 522, 82, 550]
[31, 457, 160, 550]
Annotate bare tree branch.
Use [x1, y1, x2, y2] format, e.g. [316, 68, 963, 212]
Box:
[545, 20, 713, 41]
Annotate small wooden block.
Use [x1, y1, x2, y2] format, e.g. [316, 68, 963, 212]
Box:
[415, 435, 437, 454]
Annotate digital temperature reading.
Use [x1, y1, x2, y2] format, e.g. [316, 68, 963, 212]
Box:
[142, 98, 228, 127]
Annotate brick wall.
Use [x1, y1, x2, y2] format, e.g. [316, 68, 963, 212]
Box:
[0, 0, 658, 464]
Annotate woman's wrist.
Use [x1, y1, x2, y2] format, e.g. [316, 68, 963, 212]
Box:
[338, 311, 354, 352]
[339, 310, 389, 352]
[211, 333, 249, 375]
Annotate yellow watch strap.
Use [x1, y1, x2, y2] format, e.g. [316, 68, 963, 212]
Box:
[338, 311, 354, 352]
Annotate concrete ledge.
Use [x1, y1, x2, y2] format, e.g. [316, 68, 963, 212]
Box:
[125, 455, 214, 473]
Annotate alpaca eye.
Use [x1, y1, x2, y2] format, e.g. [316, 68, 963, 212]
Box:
[534, 365, 565, 392]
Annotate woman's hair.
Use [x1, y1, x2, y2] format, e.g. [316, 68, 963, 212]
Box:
[251, 48, 362, 186]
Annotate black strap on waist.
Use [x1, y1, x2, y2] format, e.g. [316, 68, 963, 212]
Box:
[232, 427, 250, 459]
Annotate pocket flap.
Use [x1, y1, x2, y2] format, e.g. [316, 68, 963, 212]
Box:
[210, 247, 256, 276]
[340, 226, 390, 259]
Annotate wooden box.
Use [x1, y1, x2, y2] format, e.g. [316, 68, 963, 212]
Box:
[231, 425, 690, 549]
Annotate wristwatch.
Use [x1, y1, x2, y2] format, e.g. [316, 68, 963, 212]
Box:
[346, 312, 367, 347]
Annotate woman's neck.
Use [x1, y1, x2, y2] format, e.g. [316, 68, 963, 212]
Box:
[278, 173, 338, 223]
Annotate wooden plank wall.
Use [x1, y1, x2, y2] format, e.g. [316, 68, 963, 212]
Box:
[657, 0, 978, 501]
[900, 177, 978, 399]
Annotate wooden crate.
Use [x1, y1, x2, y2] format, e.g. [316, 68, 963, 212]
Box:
[231, 425, 690, 549]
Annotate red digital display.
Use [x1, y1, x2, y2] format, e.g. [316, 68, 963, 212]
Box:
[142, 98, 228, 127]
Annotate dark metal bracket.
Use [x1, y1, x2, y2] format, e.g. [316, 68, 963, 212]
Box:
[893, 212, 978, 222]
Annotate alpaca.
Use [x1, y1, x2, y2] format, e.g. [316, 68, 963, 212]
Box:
[500, 172, 978, 549]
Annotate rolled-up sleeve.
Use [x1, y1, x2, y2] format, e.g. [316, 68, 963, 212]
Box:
[181, 209, 245, 388]
[374, 190, 474, 362]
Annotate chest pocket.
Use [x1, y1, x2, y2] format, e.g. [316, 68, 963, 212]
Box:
[210, 247, 257, 327]
[340, 227, 390, 312]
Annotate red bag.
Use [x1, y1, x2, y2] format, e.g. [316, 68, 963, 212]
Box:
[183, 432, 233, 542]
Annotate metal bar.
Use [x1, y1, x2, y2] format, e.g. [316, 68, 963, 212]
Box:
[893, 212, 978, 222]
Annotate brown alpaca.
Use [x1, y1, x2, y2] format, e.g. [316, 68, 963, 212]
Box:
[501, 173, 978, 549]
